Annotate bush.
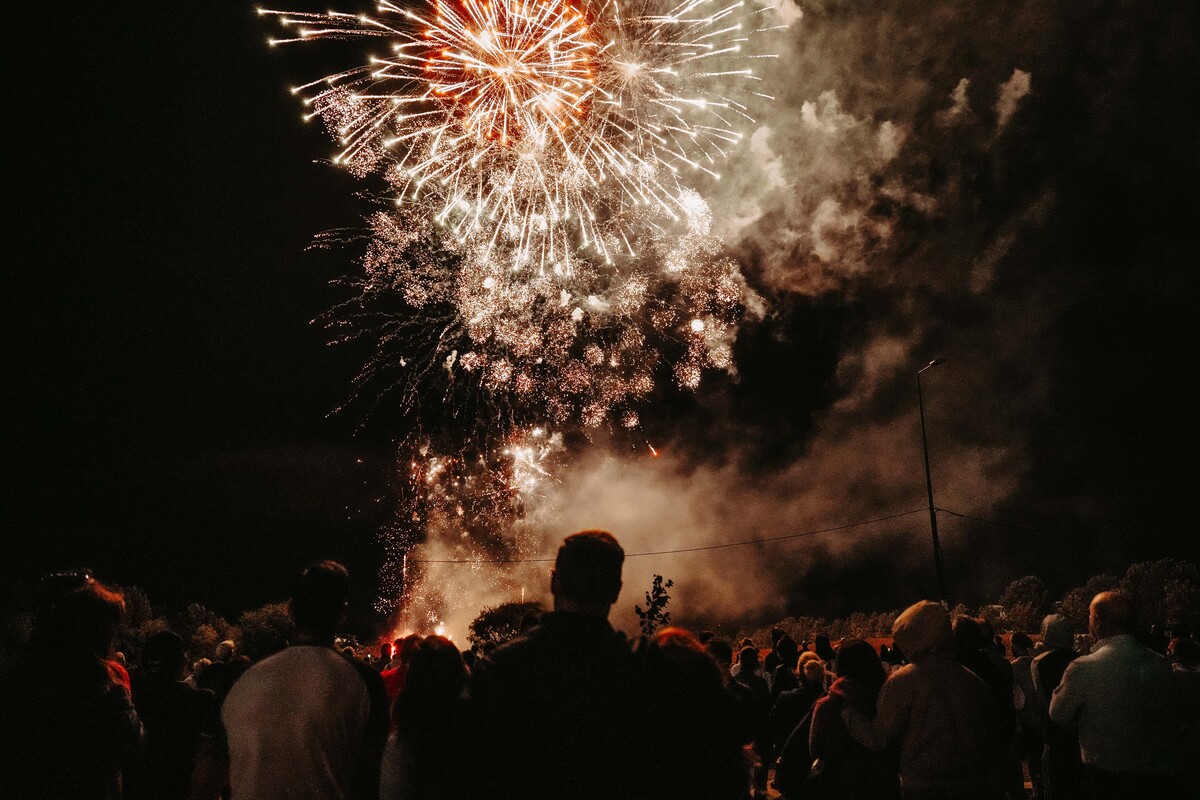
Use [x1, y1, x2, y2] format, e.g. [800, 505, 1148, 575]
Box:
[468, 601, 545, 651]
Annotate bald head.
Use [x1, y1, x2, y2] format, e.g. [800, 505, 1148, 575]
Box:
[1089, 591, 1137, 641]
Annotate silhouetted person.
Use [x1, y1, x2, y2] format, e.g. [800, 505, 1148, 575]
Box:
[803, 639, 900, 800]
[1031, 614, 1084, 800]
[213, 560, 387, 800]
[381, 633, 421, 705]
[954, 616, 1020, 797]
[814, 634, 836, 670]
[1, 577, 143, 800]
[842, 600, 1004, 800]
[644, 627, 750, 800]
[468, 530, 650, 800]
[770, 634, 801, 699]
[124, 630, 218, 800]
[1010, 631, 1044, 799]
[380, 636, 469, 800]
[769, 654, 826, 764]
[1049, 592, 1185, 798]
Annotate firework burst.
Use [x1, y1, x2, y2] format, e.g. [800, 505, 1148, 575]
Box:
[261, 0, 776, 270]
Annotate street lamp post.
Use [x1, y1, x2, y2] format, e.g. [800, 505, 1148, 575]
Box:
[917, 358, 948, 604]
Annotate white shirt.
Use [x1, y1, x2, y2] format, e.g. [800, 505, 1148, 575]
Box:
[222, 645, 371, 800]
[1048, 634, 1181, 774]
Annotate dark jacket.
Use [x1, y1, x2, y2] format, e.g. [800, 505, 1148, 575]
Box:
[468, 612, 652, 800]
[807, 677, 900, 800]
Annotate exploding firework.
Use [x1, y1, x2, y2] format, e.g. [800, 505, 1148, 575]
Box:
[321, 191, 759, 436]
[261, 0, 776, 270]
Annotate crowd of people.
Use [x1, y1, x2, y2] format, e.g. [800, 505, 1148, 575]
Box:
[2, 530, 1197, 800]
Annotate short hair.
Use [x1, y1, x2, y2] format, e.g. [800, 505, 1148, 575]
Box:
[142, 630, 187, 677]
[1091, 591, 1137, 637]
[802, 659, 825, 684]
[705, 638, 734, 666]
[552, 530, 624, 603]
[290, 560, 350, 637]
[1011, 632, 1034, 653]
[738, 645, 759, 667]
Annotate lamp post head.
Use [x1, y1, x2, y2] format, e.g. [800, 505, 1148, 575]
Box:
[919, 358, 947, 374]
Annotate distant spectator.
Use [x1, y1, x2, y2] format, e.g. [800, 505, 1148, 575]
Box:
[376, 641, 393, 671]
[814, 634, 836, 669]
[214, 639, 236, 662]
[1049, 592, 1186, 798]
[769, 655, 826, 770]
[764, 628, 786, 674]
[186, 656, 212, 689]
[1010, 631, 1044, 799]
[1, 577, 143, 800]
[197, 639, 245, 704]
[770, 634, 800, 699]
[213, 560, 388, 800]
[842, 600, 1003, 799]
[732, 645, 772, 797]
[381, 633, 422, 705]
[380, 636, 469, 800]
[1033, 614, 1084, 800]
[954, 616, 1021, 797]
[125, 630, 219, 800]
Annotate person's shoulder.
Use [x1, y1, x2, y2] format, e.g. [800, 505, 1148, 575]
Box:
[884, 662, 919, 684]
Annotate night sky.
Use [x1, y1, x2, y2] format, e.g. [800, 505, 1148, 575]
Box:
[5, 1, 1199, 632]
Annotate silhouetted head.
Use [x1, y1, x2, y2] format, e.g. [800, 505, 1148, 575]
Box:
[1040, 614, 1073, 650]
[142, 630, 187, 680]
[1170, 638, 1199, 670]
[835, 639, 886, 691]
[814, 634, 835, 662]
[1011, 632, 1034, 656]
[738, 645, 760, 669]
[953, 616, 987, 653]
[1090, 591, 1137, 641]
[289, 560, 350, 644]
[43, 580, 125, 659]
[705, 638, 734, 672]
[550, 530, 624, 616]
[775, 634, 799, 668]
[393, 635, 467, 733]
[398, 633, 422, 664]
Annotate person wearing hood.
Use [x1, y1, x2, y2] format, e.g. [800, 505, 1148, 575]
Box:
[840, 601, 1004, 800]
[1032, 614, 1084, 800]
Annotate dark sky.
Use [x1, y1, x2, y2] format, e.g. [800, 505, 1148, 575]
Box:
[5, 1, 1199, 630]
